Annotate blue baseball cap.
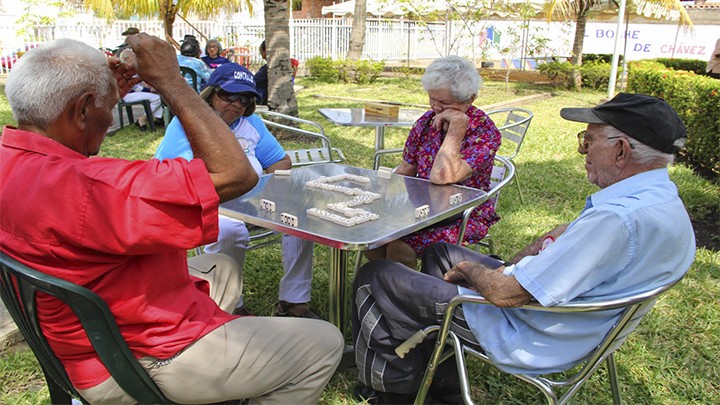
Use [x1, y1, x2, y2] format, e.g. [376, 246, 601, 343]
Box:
[206, 63, 261, 99]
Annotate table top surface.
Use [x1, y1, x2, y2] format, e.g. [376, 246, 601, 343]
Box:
[219, 163, 488, 251]
[319, 107, 425, 128]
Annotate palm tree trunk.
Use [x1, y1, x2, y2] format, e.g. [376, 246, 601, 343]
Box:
[570, 13, 588, 90]
[264, 0, 298, 116]
[347, 0, 368, 60]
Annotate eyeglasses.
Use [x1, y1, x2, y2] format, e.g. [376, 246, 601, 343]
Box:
[215, 88, 253, 107]
[576, 130, 633, 153]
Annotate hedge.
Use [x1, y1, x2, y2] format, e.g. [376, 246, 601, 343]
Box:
[628, 61, 720, 179]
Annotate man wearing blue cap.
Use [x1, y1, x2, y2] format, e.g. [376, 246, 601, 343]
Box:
[351, 93, 696, 403]
[156, 63, 321, 319]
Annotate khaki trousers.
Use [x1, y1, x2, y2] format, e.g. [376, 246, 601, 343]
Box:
[78, 253, 343, 404]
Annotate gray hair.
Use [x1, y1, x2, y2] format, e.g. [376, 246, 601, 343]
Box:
[601, 126, 676, 166]
[421, 55, 481, 103]
[5, 38, 114, 130]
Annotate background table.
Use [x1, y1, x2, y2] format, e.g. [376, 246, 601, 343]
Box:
[319, 107, 425, 152]
[219, 163, 488, 331]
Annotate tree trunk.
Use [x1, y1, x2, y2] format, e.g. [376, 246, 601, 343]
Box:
[161, 1, 176, 45]
[347, 0, 367, 60]
[264, 0, 298, 117]
[570, 12, 588, 90]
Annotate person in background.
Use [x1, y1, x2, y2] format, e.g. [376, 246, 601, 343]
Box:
[155, 63, 321, 319]
[363, 55, 501, 269]
[254, 40, 299, 105]
[1, 35, 343, 404]
[706, 37, 720, 79]
[177, 36, 211, 91]
[352, 93, 695, 404]
[113, 27, 139, 56]
[118, 48, 164, 130]
[202, 38, 230, 69]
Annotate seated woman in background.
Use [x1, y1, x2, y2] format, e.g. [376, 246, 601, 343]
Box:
[118, 48, 164, 130]
[364, 55, 502, 269]
[202, 38, 230, 69]
[154, 63, 320, 319]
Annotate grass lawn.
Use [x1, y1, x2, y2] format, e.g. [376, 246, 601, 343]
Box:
[1, 76, 719, 404]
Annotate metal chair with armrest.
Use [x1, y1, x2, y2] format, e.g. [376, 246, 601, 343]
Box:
[407, 275, 685, 405]
[353, 151, 515, 271]
[485, 107, 533, 205]
[0, 252, 173, 404]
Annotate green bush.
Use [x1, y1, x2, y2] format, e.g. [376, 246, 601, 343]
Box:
[628, 61, 720, 178]
[305, 56, 339, 83]
[580, 61, 614, 90]
[654, 58, 707, 75]
[337, 59, 385, 84]
[537, 61, 576, 89]
[583, 53, 618, 64]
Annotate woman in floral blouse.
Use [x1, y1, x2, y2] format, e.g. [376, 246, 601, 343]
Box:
[365, 55, 502, 269]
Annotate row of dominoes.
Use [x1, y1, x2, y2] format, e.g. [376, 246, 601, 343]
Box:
[307, 208, 379, 227]
[259, 199, 276, 212]
[415, 204, 430, 218]
[315, 174, 370, 184]
[377, 166, 393, 179]
[280, 212, 298, 227]
[327, 202, 373, 218]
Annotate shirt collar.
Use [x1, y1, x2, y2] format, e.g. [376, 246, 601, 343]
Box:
[588, 168, 670, 208]
[1, 125, 86, 159]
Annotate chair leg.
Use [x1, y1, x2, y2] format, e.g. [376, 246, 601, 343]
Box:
[142, 101, 156, 132]
[125, 105, 135, 125]
[117, 103, 125, 129]
[42, 370, 74, 405]
[514, 171, 524, 205]
[606, 354, 622, 405]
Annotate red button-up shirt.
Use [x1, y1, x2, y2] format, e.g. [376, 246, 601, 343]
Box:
[0, 126, 237, 389]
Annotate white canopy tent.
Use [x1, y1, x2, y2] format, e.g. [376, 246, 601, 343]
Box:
[321, 0, 407, 17]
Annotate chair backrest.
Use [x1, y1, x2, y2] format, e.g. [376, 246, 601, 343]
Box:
[0, 252, 173, 404]
[257, 110, 346, 167]
[456, 156, 515, 244]
[179, 66, 199, 93]
[486, 107, 533, 161]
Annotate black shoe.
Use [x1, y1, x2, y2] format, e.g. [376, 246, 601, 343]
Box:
[275, 301, 321, 319]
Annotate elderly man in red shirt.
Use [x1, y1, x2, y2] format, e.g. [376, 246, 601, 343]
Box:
[0, 34, 342, 404]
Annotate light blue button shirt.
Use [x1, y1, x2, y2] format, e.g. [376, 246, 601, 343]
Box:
[460, 168, 695, 375]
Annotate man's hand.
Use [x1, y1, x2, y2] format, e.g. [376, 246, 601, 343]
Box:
[444, 260, 531, 308]
[508, 223, 569, 264]
[108, 57, 140, 99]
[125, 33, 185, 94]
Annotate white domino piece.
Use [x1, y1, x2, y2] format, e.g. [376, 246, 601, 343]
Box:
[377, 166, 393, 179]
[274, 169, 291, 176]
[415, 205, 430, 218]
[259, 199, 276, 212]
[280, 212, 298, 227]
[449, 193, 463, 205]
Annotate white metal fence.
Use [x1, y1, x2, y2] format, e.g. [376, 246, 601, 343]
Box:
[0, 18, 455, 74]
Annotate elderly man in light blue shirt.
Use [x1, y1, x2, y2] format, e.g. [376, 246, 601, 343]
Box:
[351, 93, 696, 404]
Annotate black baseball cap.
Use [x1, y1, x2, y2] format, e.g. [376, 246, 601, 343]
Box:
[560, 93, 686, 154]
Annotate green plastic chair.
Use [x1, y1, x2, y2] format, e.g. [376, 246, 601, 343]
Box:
[0, 252, 174, 404]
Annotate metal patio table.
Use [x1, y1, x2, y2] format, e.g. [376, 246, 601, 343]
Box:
[319, 107, 424, 152]
[219, 163, 489, 332]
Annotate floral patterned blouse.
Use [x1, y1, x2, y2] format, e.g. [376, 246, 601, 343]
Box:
[401, 105, 502, 254]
